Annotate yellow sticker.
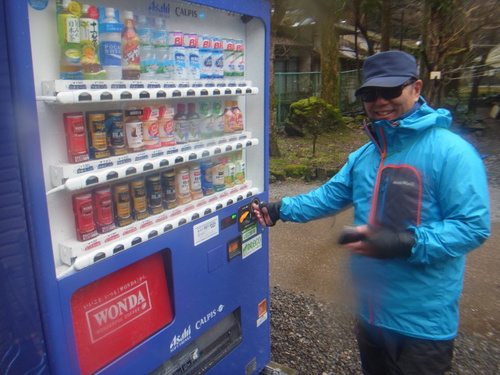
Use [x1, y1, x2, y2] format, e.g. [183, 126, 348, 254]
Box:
[68, 1, 81, 16]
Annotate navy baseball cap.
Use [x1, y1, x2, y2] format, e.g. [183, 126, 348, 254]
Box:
[355, 51, 418, 96]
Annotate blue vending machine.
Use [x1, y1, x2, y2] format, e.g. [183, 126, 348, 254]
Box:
[0, 0, 270, 374]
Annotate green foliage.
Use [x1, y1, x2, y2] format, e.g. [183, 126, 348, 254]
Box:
[285, 97, 346, 156]
[284, 165, 314, 180]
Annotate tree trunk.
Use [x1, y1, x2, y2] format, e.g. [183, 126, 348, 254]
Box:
[380, 0, 392, 51]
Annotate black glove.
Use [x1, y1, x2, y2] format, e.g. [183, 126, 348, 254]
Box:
[365, 229, 415, 259]
[258, 201, 282, 227]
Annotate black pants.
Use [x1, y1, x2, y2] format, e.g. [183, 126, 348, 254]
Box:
[355, 320, 454, 375]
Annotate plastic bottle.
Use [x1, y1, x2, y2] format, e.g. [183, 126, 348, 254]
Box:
[124, 108, 145, 153]
[212, 37, 224, 81]
[223, 38, 235, 79]
[80, 4, 102, 78]
[198, 102, 213, 140]
[223, 157, 235, 188]
[231, 100, 244, 132]
[199, 35, 212, 80]
[212, 101, 225, 137]
[234, 151, 246, 184]
[99, 7, 122, 80]
[121, 11, 141, 80]
[153, 17, 170, 80]
[185, 33, 200, 81]
[187, 103, 200, 142]
[234, 39, 245, 81]
[173, 103, 189, 144]
[137, 15, 156, 80]
[58, 0, 82, 79]
[212, 159, 225, 192]
[169, 31, 186, 80]
[223, 101, 235, 133]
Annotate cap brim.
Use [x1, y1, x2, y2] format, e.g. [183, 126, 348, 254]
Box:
[355, 76, 412, 96]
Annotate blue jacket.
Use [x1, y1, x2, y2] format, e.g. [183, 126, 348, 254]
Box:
[280, 99, 491, 340]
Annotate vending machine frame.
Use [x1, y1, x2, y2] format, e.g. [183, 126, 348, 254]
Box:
[1, 0, 271, 374]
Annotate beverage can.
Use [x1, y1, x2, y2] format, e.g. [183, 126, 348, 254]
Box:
[105, 110, 127, 155]
[130, 177, 149, 220]
[161, 169, 178, 209]
[93, 187, 115, 233]
[72, 192, 98, 241]
[113, 183, 133, 227]
[176, 167, 192, 205]
[147, 174, 164, 214]
[86, 111, 111, 159]
[64, 112, 89, 163]
[200, 159, 214, 195]
[212, 161, 225, 192]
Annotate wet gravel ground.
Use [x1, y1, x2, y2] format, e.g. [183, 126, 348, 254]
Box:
[268, 107, 500, 374]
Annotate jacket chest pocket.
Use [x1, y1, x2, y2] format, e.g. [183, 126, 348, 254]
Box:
[372, 165, 422, 231]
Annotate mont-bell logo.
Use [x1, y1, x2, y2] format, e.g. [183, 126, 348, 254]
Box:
[149, 1, 171, 15]
[86, 282, 152, 343]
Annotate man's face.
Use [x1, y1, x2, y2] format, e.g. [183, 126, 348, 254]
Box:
[362, 80, 423, 122]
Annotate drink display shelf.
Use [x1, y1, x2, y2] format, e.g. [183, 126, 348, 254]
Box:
[57, 184, 259, 277]
[40, 80, 258, 104]
[48, 133, 258, 193]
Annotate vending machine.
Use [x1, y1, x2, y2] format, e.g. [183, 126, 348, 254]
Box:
[0, 0, 270, 374]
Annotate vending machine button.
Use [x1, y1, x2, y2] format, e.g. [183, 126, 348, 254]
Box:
[113, 244, 125, 254]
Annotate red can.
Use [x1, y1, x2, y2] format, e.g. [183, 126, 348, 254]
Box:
[64, 112, 89, 164]
[93, 187, 115, 233]
[72, 193, 98, 241]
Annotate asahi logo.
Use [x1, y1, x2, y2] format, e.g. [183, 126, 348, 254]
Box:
[170, 325, 192, 352]
[148, 1, 171, 15]
[86, 281, 152, 343]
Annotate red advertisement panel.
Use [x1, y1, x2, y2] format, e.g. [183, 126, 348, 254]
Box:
[71, 252, 173, 375]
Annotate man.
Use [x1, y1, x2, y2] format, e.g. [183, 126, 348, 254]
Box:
[253, 50, 490, 374]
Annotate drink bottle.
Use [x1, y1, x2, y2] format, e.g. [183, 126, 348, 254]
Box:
[223, 38, 235, 79]
[137, 15, 156, 80]
[231, 100, 244, 132]
[121, 11, 141, 80]
[58, 0, 82, 79]
[185, 33, 200, 81]
[80, 4, 102, 78]
[187, 103, 201, 142]
[99, 7, 122, 80]
[153, 17, 171, 80]
[234, 39, 245, 81]
[173, 103, 189, 144]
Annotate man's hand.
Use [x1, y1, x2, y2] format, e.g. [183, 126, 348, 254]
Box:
[251, 201, 282, 227]
[340, 225, 414, 259]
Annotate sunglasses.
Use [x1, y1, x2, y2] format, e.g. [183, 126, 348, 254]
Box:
[358, 79, 417, 103]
